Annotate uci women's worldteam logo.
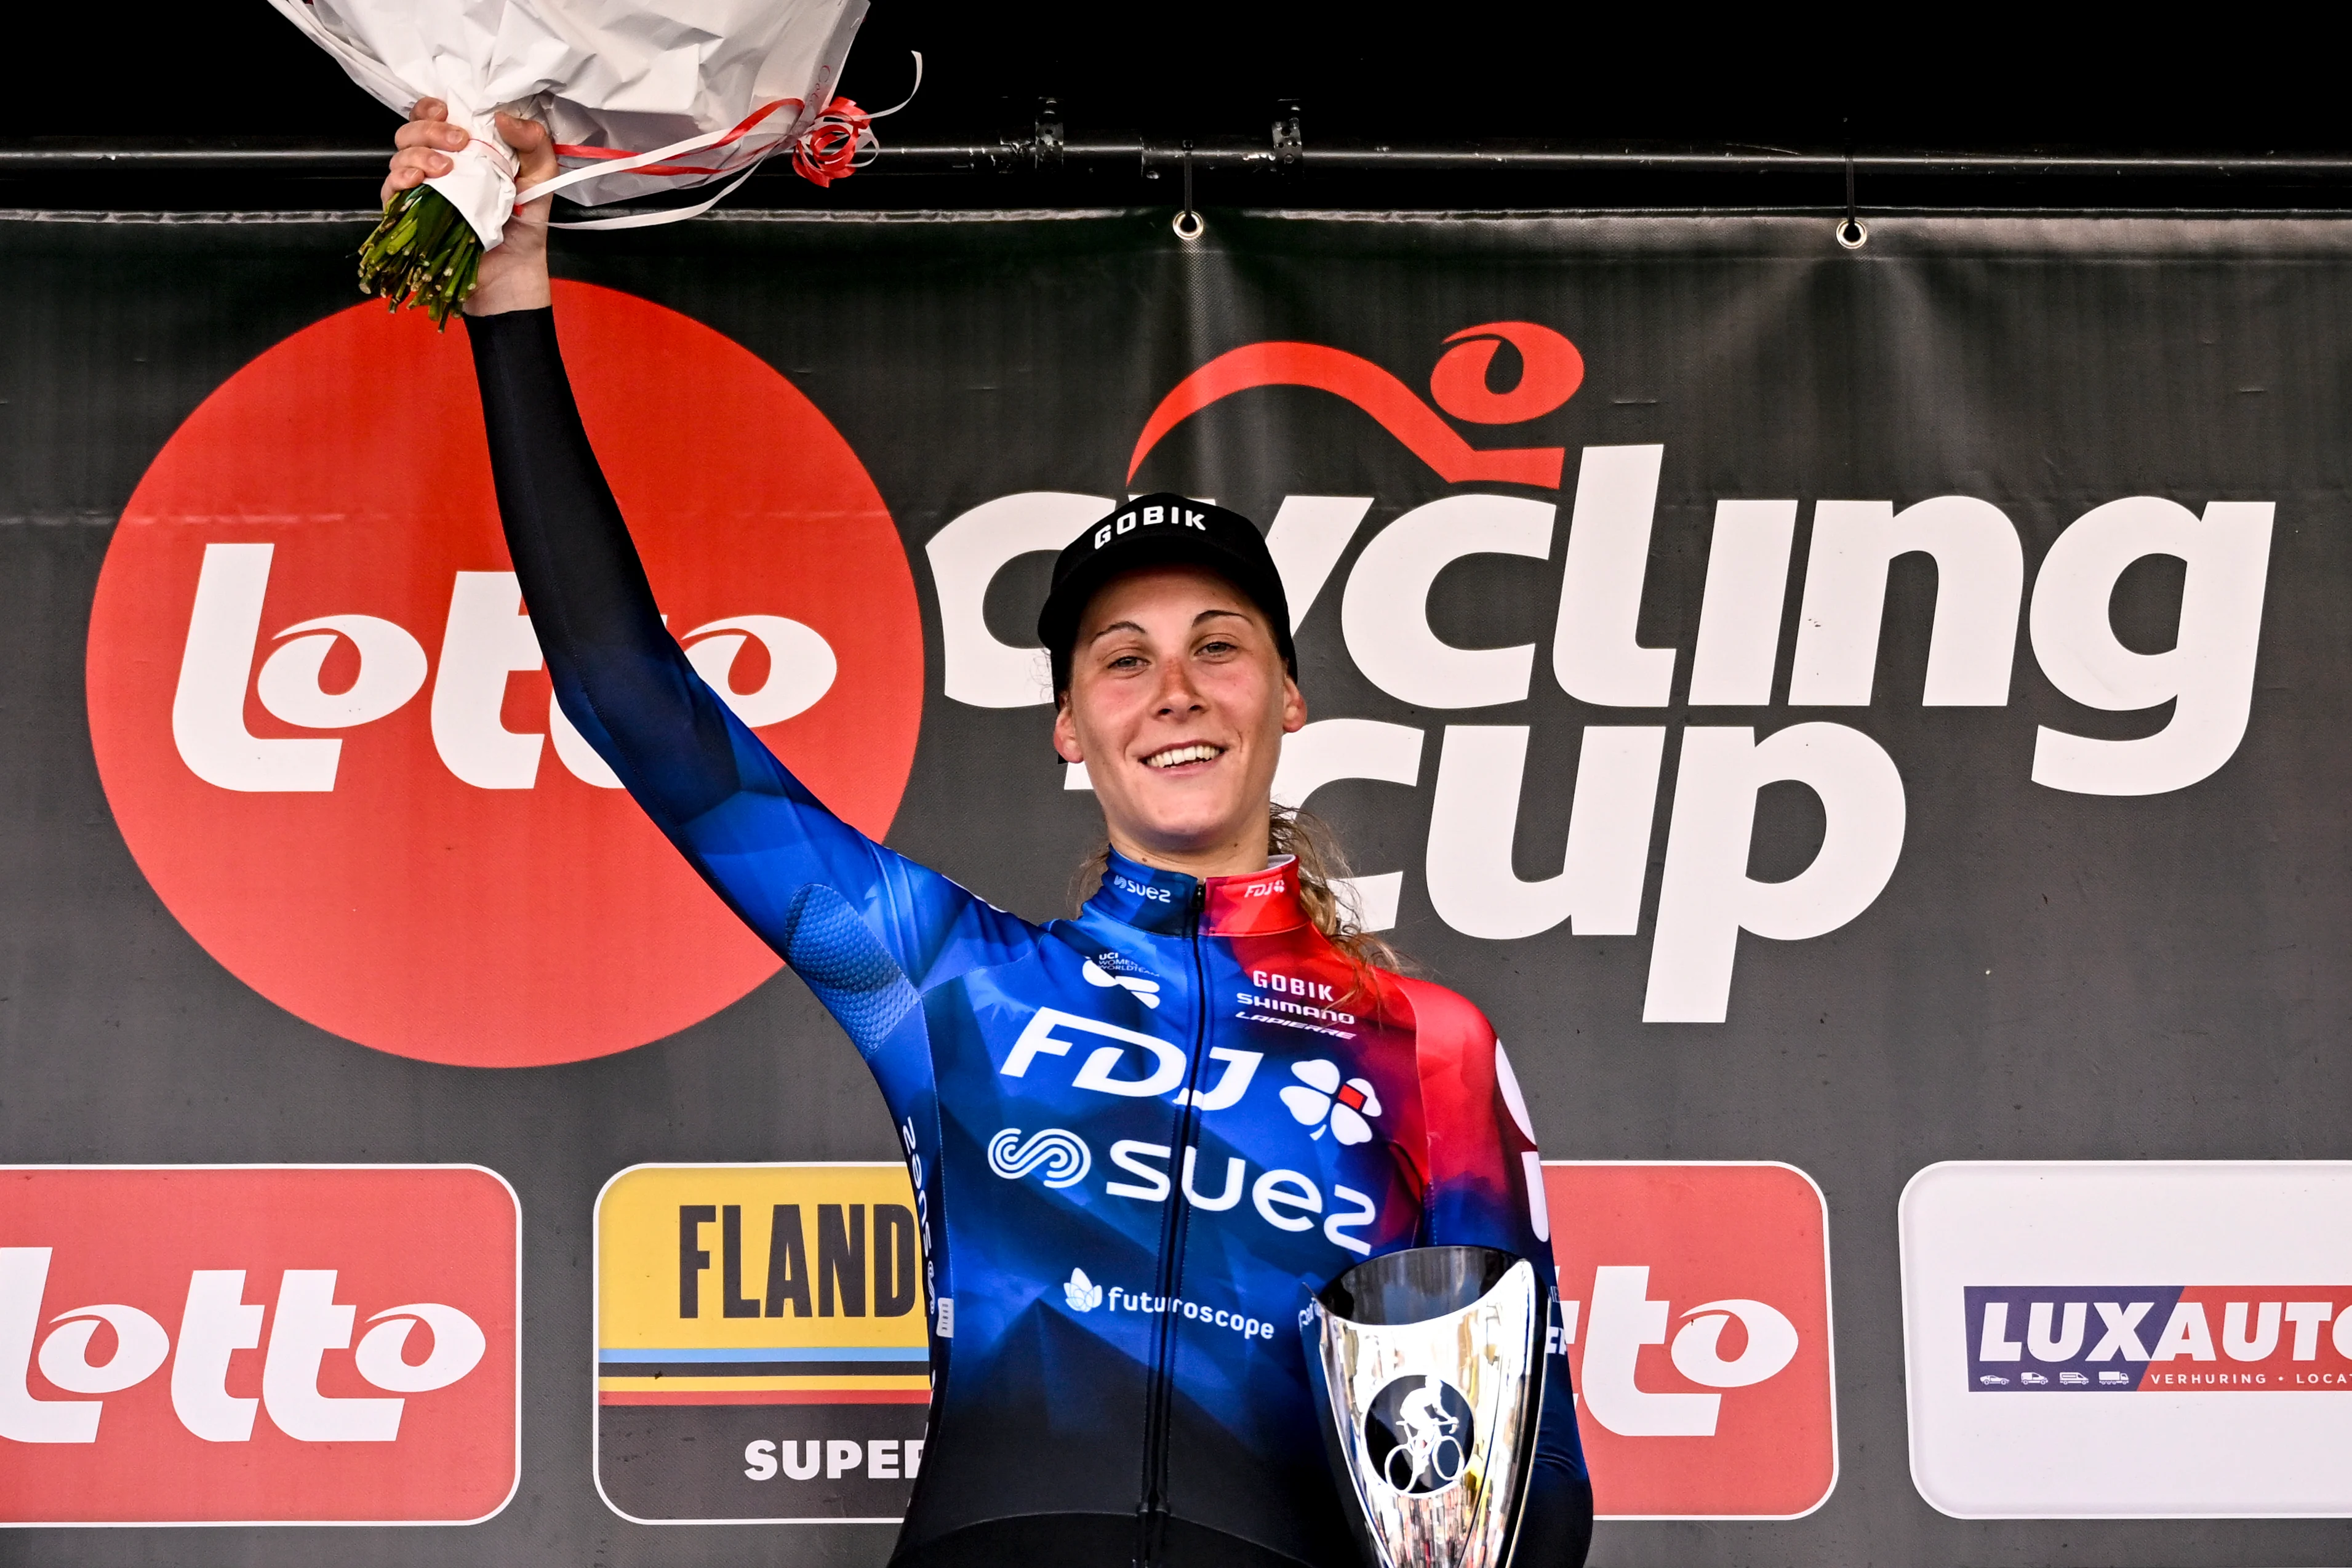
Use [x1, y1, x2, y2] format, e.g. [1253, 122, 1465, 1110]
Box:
[84, 282, 924, 1067]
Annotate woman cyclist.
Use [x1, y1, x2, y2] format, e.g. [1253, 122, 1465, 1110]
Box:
[389, 103, 1592, 1568]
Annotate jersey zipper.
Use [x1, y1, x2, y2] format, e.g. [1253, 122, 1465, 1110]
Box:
[1135, 877, 1212, 1567]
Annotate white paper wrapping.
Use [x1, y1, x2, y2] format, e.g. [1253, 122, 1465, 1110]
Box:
[268, 0, 869, 246]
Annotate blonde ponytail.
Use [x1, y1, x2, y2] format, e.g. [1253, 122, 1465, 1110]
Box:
[1266, 805, 1405, 976]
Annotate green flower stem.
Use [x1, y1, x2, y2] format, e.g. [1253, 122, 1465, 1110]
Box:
[357, 185, 486, 329]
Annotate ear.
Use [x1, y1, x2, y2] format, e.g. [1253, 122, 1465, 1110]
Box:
[1052, 692, 1086, 763]
[1280, 674, 1308, 735]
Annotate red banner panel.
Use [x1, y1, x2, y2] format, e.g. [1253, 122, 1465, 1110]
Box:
[1545, 1162, 1836, 1519]
[0, 1166, 518, 1525]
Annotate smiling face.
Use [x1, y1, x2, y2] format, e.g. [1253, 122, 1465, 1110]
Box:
[1052, 564, 1306, 879]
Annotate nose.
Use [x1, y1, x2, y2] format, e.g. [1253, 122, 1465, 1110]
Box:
[1151, 657, 1205, 718]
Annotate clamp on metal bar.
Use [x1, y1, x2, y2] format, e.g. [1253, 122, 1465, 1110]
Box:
[1838, 145, 1867, 248]
[1273, 101, 1304, 171]
[1033, 99, 1064, 174]
[1173, 142, 1203, 239]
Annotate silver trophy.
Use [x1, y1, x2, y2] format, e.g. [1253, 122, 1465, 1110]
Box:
[1306, 1246, 1545, 1568]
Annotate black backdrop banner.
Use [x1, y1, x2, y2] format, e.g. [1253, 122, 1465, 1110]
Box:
[1, 210, 2348, 1565]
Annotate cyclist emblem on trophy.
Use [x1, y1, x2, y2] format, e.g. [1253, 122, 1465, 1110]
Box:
[1367, 1374, 1477, 1494]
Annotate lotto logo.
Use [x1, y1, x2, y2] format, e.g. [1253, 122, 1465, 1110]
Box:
[1543, 1162, 1836, 1519]
[85, 283, 923, 1067]
[0, 1166, 516, 1526]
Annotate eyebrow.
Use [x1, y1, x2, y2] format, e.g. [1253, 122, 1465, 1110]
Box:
[1084, 609, 1252, 647]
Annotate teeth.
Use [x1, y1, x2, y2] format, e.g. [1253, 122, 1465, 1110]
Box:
[1145, 744, 1222, 769]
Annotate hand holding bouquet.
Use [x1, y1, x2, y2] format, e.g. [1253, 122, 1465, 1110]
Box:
[270, 0, 880, 323]
[380, 102, 556, 321]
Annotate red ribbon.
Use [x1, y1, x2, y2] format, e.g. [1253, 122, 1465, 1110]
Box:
[553, 97, 802, 180]
[546, 93, 878, 196]
[790, 97, 873, 188]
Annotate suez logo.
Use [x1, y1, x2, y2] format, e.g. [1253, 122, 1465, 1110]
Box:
[84, 281, 924, 1068]
[1011, 1156, 1831, 1516]
[0, 1166, 518, 1527]
[1543, 1163, 1837, 1521]
[927, 322, 2276, 1022]
[1901, 1161, 2352, 1519]
[1108, 872, 1175, 904]
[1966, 1286, 2352, 1391]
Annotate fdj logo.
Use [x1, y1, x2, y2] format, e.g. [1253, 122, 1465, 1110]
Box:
[1364, 1374, 1474, 1494]
[85, 282, 924, 1066]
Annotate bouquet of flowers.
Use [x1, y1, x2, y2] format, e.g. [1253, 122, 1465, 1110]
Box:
[268, 0, 884, 322]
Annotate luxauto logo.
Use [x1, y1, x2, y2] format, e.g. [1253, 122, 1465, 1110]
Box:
[930, 322, 2275, 1023]
[0, 1166, 518, 1527]
[1900, 1161, 2352, 1519]
[1965, 1286, 2352, 1391]
[84, 282, 924, 1067]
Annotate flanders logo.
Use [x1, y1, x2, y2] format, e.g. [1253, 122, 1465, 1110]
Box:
[594, 1163, 930, 1525]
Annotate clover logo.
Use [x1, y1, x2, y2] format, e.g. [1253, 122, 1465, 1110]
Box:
[1063, 1266, 1105, 1313]
[1279, 1059, 1382, 1145]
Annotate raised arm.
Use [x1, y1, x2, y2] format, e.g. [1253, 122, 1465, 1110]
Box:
[465, 303, 743, 826]
[386, 105, 1030, 1030]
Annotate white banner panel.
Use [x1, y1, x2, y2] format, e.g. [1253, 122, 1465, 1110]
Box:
[1900, 1161, 2352, 1518]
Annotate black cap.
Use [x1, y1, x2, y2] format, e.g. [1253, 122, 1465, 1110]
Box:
[1036, 492, 1296, 692]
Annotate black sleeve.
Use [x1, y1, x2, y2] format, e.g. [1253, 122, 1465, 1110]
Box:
[1515, 1466, 1595, 1567]
[461, 304, 1015, 1020]
[464, 304, 740, 828]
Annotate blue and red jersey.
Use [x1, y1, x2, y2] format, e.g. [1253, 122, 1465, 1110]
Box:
[468, 305, 1588, 1567]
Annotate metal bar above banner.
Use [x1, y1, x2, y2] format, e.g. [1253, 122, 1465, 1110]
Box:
[7, 142, 2352, 182]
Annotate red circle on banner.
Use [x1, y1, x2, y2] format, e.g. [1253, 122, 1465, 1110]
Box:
[86, 282, 922, 1067]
